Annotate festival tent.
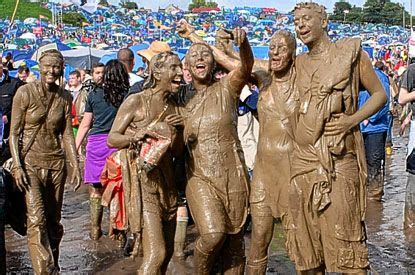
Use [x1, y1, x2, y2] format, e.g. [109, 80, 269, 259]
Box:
[19, 32, 37, 40]
[62, 48, 110, 69]
[31, 42, 72, 61]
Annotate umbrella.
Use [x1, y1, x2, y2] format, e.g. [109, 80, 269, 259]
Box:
[19, 32, 36, 40]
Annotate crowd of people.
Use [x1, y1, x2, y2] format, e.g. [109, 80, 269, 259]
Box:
[1, 1, 415, 274]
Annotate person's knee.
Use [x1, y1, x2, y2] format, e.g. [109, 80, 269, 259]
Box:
[198, 232, 226, 254]
[146, 245, 166, 268]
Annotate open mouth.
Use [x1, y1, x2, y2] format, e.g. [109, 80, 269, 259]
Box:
[300, 29, 310, 36]
[195, 64, 207, 74]
[171, 79, 181, 87]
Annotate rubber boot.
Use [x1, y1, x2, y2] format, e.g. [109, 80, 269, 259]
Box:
[246, 256, 268, 275]
[174, 217, 188, 260]
[90, 197, 103, 240]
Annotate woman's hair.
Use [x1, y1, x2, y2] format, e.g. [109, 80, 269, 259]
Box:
[142, 51, 176, 90]
[102, 59, 129, 108]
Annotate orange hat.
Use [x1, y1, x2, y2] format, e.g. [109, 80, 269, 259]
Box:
[137, 41, 171, 62]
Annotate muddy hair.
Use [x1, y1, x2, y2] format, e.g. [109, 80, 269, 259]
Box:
[185, 43, 218, 80]
[39, 49, 65, 88]
[102, 59, 129, 108]
[269, 30, 297, 60]
[293, 2, 328, 29]
[142, 51, 177, 90]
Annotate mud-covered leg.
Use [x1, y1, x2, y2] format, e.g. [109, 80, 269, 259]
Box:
[89, 185, 103, 240]
[194, 232, 226, 275]
[174, 206, 188, 260]
[161, 219, 176, 274]
[221, 231, 245, 275]
[0, 168, 6, 275]
[405, 173, 415, 229]
[246, 213, 274, 275]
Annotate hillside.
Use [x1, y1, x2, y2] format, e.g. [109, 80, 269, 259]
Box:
[0, 0, 51, 20]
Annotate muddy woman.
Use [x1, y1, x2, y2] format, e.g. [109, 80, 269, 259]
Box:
[177, 20, 298, 273]
[107, 52, 184, 274]
[9, 49, 82, 274]
[178, 28, 253, 274]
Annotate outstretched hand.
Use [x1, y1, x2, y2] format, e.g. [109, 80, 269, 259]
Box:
[165, 114, 184, 128]
[176, 19, 195, 38]
[324, 113, 356, 137]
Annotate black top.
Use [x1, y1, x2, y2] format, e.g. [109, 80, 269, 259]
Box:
[84, 87, 118, 135]
[400, 63, 415, 92]
[0, 70, 23, 117]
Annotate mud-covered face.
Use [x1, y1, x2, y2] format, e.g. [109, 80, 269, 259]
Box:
[157, 55, 183, 94]
[40, 56, 63, 85]
[294, 8, 326, 46]
[186, 44, 214, 82]
[268, 35, 294, 73]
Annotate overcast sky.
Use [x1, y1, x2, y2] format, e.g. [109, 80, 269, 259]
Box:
[108, 0, 412, 13]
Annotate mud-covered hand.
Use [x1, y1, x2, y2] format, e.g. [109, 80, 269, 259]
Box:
[176, 19, 195, 39]
[324, 113, 356, 136]
[14, 167, 29, 192]
[165, 114, 184, 128]
[71, 167, 82, 191]
[225, 27, 246, 47]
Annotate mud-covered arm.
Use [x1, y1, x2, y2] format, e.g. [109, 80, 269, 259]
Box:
[62, 94, 80, 170]
[62, 94, 82, 190]
[107, 96, 138, 149]
[325, 50, 387, 136]
[9, 87, 28, 169]
[226, 28, 254, 96]
[75, 112, 92, 150]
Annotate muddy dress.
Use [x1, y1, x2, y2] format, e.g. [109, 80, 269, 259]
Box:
[250, 73, 297, 220]
[182, 78, 249, 236]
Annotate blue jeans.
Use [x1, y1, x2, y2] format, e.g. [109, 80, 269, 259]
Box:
[363, 131, 387, 200]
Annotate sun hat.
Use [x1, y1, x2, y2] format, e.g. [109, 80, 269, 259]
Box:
[137, 41, 171, 62]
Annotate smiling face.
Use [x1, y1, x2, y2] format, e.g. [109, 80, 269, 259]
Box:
[155, 54, 183, 94]
[186, 44, 214, 83]
[39, 56, 63, 85]
[268, 34, 294, 73]
[294, 7, 327, 47]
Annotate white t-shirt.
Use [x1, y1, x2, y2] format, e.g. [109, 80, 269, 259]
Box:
[129, 72, 143, 87]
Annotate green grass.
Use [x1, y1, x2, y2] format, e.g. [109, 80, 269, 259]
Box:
[0, 0, 51, 20]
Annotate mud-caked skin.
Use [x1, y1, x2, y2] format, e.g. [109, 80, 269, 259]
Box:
[9, 49, 82, 274]
[287, 3, 387, 274]
[178, 27, 254, 274]
[107, 52, 184, 274]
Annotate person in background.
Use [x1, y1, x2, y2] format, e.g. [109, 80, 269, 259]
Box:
[398, 59, 415, 230]
[3, 53, 14, 71]
[358, 61, 391, 201]
[117, 48, 143, 87]
[75, 60, 129, 242]
[66, 70, 83, 99]
[0, 62, 22, 164]
[17, 66, 30, 83]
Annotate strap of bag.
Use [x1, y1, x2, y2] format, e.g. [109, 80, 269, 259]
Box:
[20, 85, 57, 159]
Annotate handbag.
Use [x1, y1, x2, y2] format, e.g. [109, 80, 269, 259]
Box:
[3, 89, 56, 175]
[407, 148, 415, 175]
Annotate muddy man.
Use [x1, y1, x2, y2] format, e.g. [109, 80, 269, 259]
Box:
[107, 52, 184, 274]
[9, 49, 82, 274]
[287, 3, 387, 274]
[178, 27, 253, 274]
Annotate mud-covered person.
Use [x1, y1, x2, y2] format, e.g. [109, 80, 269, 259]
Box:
[177, 27, 253, 274]
[107, 52, 184, 274]
[177, 20, 298, 274]
[287, 2, 387, 274]
[9, 49, 82, 274]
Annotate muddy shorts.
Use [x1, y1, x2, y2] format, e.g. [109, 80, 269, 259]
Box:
[287, 157, 369, 272]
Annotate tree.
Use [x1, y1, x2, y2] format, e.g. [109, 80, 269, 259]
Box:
[331, 0, 352, 21]
[122, 1, 138, 9]
[99, 0, 109, 7]
[188, 0, 218, 11]
[62, 12, 87, 27]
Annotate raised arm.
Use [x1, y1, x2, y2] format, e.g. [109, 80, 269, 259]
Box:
[177, 19, 257, 73]
[225, 28, 254, 96]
